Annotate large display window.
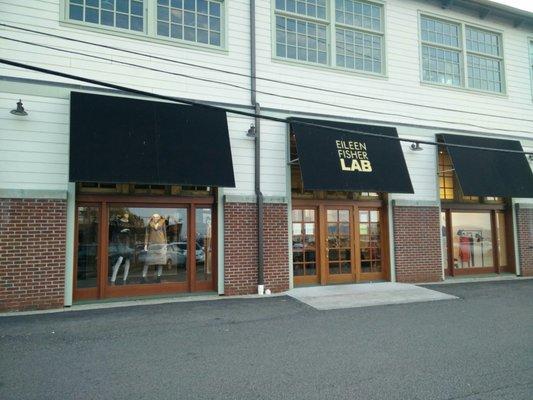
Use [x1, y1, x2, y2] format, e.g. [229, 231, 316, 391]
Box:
[441, 209, 514, 275]
[74, 193, 216, 301]
[438, 146, 515, 276]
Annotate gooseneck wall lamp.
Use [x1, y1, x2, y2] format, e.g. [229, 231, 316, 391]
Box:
[10, 99, 28, 116]
[410, 142, 423, 151]
[246, 123, 256, 138]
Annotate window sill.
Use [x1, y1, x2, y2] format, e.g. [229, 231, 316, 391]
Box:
[420, 80, 508, 99]
[59, 20, 229, 55]
[271, 56, 388, 81]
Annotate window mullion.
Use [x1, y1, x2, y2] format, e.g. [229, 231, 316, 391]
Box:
[275, 10, 325, 25]
[460, 22, 467, 88]
[146, 1, 153, 37]
[329, 0, 335, 67]
[420, 40, 461, 52]
[466, 49, 503, 61]
[335, 21, 382, 36]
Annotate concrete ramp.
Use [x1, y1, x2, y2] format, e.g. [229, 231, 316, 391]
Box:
[288, 282, 457, 310]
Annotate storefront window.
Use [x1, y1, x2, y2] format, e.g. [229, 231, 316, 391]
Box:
[76, 206, 99, 288]
[451, 212, 493, 269]
[327, 209, 352, 275]
[108, 207, 188, 285]
[292, 209, 317, 276]
[195, 208, 213, 282]
[359, 209, 381, 273]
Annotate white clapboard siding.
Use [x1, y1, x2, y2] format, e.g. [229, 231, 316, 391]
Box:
[0, 0, 531, 201]
[0, 92, 69, 191]
[254, 0, 533, 138]
[0, 0, 252, 105]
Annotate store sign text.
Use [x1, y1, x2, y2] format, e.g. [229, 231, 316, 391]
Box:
[336, 140, 372, 172]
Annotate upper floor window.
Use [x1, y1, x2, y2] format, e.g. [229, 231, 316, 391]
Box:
[68, 0, 144, 32]
[420, 15, 504, 93]
[65, 0, 225, 48]
[156, 0, 222, 46]
[274, 0, 385, 74]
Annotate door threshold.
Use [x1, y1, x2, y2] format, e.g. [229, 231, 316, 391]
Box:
[74, 291, 218, 306]
[295, 280, 388, 288]
[432, 273, 530, 285]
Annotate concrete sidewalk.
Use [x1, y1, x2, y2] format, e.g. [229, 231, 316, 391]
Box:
[288, 282, 457, 310]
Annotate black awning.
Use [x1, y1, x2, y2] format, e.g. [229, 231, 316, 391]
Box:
[69, 92, 235, 187]
[290, 118, 414, 193]
[440, 134, 533, 198]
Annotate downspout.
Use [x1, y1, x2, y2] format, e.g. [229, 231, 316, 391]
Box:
[250, 0, 265, 294]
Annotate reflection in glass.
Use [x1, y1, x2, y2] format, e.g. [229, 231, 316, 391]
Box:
[327, 209, 352, 275]
[77, 206, 99, 288]
[451, 212, 493, 268]
[196, 208, 213, 282]
[359, 209, 381, 273]
[108, 207, 188, 285]
[292, 208, 317, 277]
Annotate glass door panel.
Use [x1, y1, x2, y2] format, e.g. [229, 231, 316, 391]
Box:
[195, 208, 213, 282]
[292, 209, 317, 277]
[108, 207, 188, 285]
[451, 212, 494, 269]
[359, 209, 381, 273]
[76, 206, 100, 289]
[327, 209, 352, 275]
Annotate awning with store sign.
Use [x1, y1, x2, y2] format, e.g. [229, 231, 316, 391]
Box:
[440, 134, 533, 198]
[289, 118, 414, 193]
[69, 92, 235, 187]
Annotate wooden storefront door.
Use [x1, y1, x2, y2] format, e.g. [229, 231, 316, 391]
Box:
[292, 202, 388, 286]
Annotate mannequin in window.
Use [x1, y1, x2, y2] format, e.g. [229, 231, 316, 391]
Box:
[110, 213, 133, 285]
[458, 230, 471, 268]
[142, 213, 167, 283]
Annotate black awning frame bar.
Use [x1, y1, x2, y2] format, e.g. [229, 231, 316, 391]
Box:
[1, 58, 531, 158]
[437, 169, 455, 175]
[288, 158, 299, 165]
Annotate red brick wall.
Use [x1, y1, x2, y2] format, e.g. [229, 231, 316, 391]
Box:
[0, 198, 67, 312]
[393, 206, 443, 283]
[517, 207, 533, 276]
[224, 202, 289, 295]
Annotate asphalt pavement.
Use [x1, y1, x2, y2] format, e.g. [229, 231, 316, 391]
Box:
[1, 280, 532, 400]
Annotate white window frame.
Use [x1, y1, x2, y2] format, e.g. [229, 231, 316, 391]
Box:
[271, 0, 387, 77]
[529, 38, 533, 102]
[418, 12, 506, 95]
[60, 0, 228, 52]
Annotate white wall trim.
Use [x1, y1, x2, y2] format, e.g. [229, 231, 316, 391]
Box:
[64, 182, 76, 306]
[0, 189, 67, 199]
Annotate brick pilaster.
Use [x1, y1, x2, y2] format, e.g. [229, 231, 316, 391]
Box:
[393, 206, 443, 283]
[223, 202, 289, 295]
[0, 198, 67, 311]
[516, 207, 533, 276]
